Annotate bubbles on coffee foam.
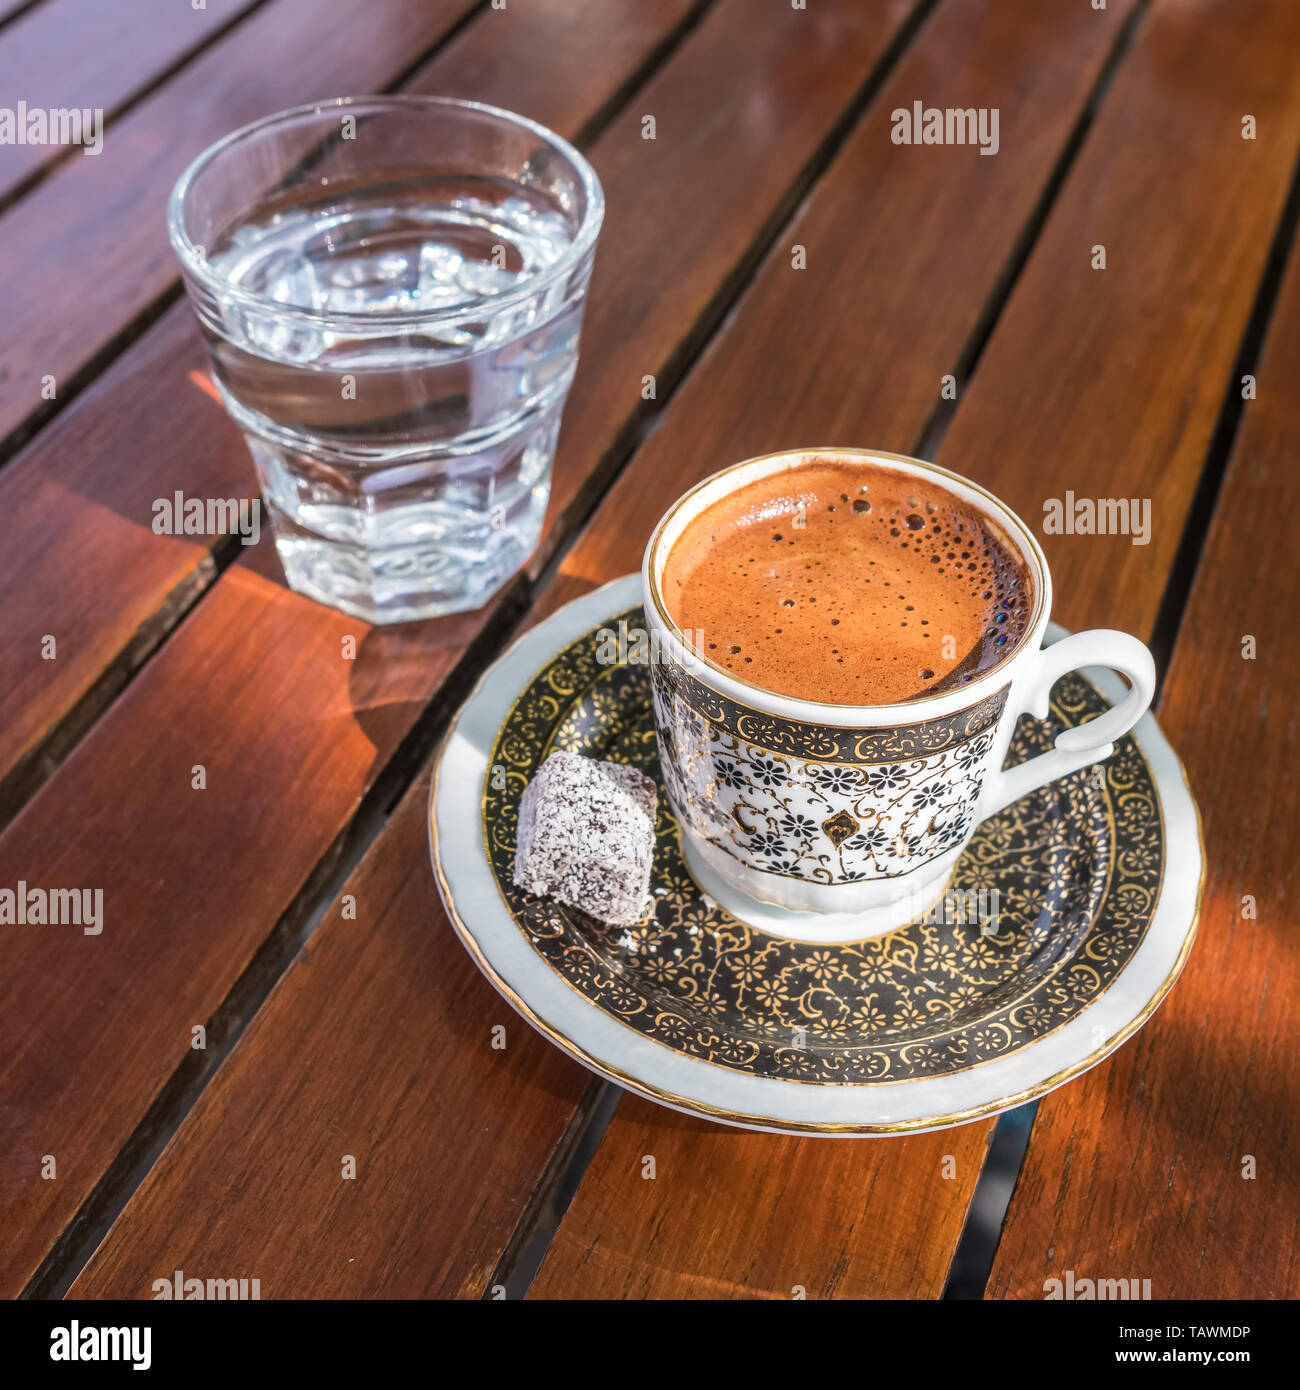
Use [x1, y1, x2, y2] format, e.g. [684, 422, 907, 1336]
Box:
[662, 460, 1031, 704]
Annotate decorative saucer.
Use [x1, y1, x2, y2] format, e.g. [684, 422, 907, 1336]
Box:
[430, 575, 1202, 1135]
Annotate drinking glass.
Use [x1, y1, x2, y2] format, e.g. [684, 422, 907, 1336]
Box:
[168, 96, 604, 622]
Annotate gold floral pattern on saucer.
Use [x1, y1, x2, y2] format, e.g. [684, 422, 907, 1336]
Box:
[483, 607, 1163, 1085]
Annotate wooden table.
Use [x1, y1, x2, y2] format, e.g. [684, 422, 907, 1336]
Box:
[2, 0, 1296, 1302]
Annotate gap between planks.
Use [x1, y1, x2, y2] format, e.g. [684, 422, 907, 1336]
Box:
[1144, 140, 1300, 685]
[0, 0, 43, 39]
[912, 0, 1154, 464]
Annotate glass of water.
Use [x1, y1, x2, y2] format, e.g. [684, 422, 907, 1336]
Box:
[168, 97, 604, 623]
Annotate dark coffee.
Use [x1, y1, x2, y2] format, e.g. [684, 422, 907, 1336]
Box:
[660, 456, 1034, 705]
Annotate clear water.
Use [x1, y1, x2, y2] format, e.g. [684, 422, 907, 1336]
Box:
[202, 176, 591, 622]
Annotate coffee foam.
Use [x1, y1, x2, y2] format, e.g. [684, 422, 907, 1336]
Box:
[660, 457, 1033, 705]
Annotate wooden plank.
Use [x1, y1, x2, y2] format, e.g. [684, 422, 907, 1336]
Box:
[0, 308, 224, 816]
[929, 0, 1300, 643]
[68, 0, 1145, 1303]
[401, 0, 706, 138]
[0, 0, 261, 202]
[529, 0, 1300, 1298]
[0, 0, 481, 455]
[545, 1097, 999, 1299]
[4, 0, 916, 1298]
[0, 0, 700, 819]
[987, 224, 1300, 1301]
[70, 773, 595, 1301]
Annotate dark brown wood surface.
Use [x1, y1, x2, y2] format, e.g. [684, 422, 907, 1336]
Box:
[932, 0, 1300, 641]
[71, 774, 594, 1300]
[0, 0, 260, 202]
[0, 0, 920, 1297]
[542, 1095, 996, 1300]
[986, 193, 1300, 1302]
[73, 0, 1142, 1301]
[0, 0, 1294, 1304]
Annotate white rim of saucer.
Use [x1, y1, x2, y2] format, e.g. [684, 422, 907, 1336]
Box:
[429, 574, 1203, 1136]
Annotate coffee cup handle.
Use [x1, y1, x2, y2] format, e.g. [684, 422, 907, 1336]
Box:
[978, 630, 1156, 820]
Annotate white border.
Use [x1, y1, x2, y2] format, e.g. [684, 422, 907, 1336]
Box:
[430, 575, 1201, 1135]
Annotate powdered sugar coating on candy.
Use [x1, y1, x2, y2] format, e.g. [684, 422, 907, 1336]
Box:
[513, 751, 657, 927]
